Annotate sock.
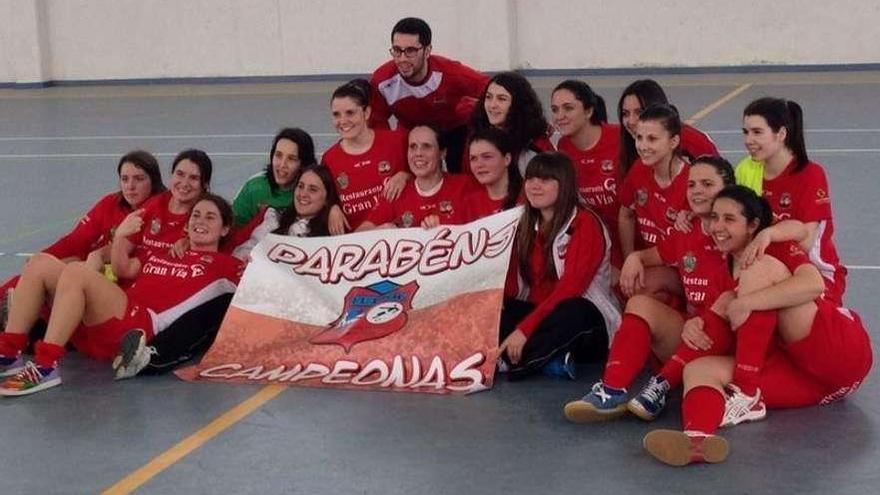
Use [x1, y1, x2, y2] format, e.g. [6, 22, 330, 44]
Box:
[733, 310, 778, 395]
[603, 313, 652, 389]
[682, 385, 725, 435]
[33, 340, 66, 370]
[0, 332, 28, 358]
[659, 311, 733, 388]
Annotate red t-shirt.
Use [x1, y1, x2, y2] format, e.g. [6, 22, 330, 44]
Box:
[762, 160, 845, 305]
[322, 129, 408, 230]
[619, 160, 690, 247]
[367, 174, 475, 227]
[680, 124, 719, 159]
[43, 192, 133, 260]
[657, 217, 727, 314]
[504, 209, 607, 336]
[128, 249, 243, 329]
[129, 191, 189, 252]
[557, 123, 622, 265]
[462, 188, 510, 222]
[369, 54, 489, 131]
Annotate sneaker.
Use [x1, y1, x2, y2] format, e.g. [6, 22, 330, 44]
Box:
[0, 353, 26, 378]
[495, 357, 510, 373]
[0, 361, 61, 396]
[643, 429, 730, 466]
[721, 384, 767, 427]
[541, 352, 576, 380]
[628, 375, 670, 421]
[112, 329, 156, 380]
[563, 382, 628, 423]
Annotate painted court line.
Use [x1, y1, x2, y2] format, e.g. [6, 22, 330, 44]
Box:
[685, 83, 753, 124]
[101, 384, 287, 495]
[708, 128, 880, 135]
[0, 132, 336, 142]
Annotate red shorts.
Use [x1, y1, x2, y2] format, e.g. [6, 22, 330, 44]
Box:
[760, 300, 872, 408]
[70, 299, 154, 361]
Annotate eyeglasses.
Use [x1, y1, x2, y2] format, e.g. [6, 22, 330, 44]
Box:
[389, 45, 424, 58]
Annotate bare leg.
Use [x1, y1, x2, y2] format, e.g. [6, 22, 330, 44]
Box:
[42, 263, 127, 347]
[5, 253, 67, 334]
[682, 355, 734, 395]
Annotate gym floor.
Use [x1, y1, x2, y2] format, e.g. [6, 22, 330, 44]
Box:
[0, 70, 878, 494]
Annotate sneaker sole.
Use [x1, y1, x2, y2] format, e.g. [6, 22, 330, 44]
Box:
[113, 330, 146, 372]
[563, 400, 627, 423]
[720, 408, 767, 428]
[643, 429, 729, 466]
[0, 376, 62, 397]
[627, 398, 660, 422]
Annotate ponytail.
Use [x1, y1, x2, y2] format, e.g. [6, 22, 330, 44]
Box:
[744, 97, 809, 172]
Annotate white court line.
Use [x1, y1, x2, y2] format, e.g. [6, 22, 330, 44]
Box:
[708, 128, 880, 135]
[718, 149, 880, 154]
[0, 133, 336, 142]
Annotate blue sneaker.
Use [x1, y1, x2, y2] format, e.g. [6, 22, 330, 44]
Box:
[541, 352, 576, 380]
[0, 353, 25, 378]
[564, 381, 628, 423]
[628, 375, 670, 421]
[0, 360, 61, 396]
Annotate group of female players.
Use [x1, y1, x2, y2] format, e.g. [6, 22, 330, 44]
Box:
[0, 72, 870, 467]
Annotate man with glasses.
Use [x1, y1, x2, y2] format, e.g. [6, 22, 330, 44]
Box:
[370, 17, 489, 173]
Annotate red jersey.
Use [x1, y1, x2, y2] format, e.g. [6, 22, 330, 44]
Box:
[762, 160, 845, 305]
[657, 217, 727, 314]
[43, 192, 132, 260]
[557, 123, 622, 265]
[127, 191, 189, 252]
[680, 124, 719, 159]
[369, 54, 489, 131]
[367, 174, 474, 227]
[462, 188, 509, 222]
[128, 249, 243, 332]
[619, 160, 690, 247]
[322, 129, 408, 230]
[505, 209, 619, 337]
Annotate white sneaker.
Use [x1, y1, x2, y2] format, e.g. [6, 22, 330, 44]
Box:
[112, 329, 156, 380]
[721, 384, 767, 427]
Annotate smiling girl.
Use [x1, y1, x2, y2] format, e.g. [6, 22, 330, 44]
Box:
[499, 152, 620, 380]
[322, 79, 409, 232]
[0, 195, 243, 395]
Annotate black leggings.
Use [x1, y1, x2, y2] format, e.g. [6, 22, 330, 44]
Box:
[142, 293, 234, 374]
[500, 297, 608, 380]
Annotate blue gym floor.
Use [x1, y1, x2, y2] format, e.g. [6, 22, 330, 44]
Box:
[0, 71, 878, 494]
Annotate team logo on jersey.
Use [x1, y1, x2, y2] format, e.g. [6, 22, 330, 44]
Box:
[779, 192, 792, 209]
[665, 207, 678, 223]
[199, 255, 214, 264]
[789, 243, 805, 256]
[682, 251, 697, 273]
[310, 280, 419, 352]
[337, 172, 349, 190]
[378, 160, 392, 174]
[439, 200, 453, 214]
[636, 188, 648, 206]
[816, 188, 830, 204]
[150, 218, 161, 235]
[400, 211, 414, 228]
[191, 264, 205, 277]
[601, 160, 614, 174]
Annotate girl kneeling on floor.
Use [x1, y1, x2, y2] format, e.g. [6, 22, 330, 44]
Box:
[498, 151, 620, 380]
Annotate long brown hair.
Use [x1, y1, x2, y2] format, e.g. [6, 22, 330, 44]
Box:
[516, 152, 580, 286]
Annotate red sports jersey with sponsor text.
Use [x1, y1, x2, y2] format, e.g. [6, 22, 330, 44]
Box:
[128, 191, 189, 252]
[43, 192, 133, 260]
[557, 123, 622, 265]
[762, 160, 845, 305]
[619, 160, 690, 248]
[656, 217, 727, 314]
[369, 55, 489, 131]
[367, 174, 475, 227]
[322, 129, 408, 230]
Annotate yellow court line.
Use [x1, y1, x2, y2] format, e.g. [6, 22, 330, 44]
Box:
[102, 384, 287, 495]
[685, 83, 753, 125]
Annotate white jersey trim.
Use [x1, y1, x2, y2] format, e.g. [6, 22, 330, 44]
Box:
[377, 71, 444, 106]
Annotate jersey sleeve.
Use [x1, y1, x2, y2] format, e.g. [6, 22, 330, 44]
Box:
[517, 213, 605, 337]
[232, 178, 260, 226]
[655, 231, 682, 266]
[43, 194, 116, 260]
[681, 125, 719, 158]
[368, 71, 393, 130]
[765, 241, 812, 273]
[618, 167, 638, 209]
[794, 165, 833, 223]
